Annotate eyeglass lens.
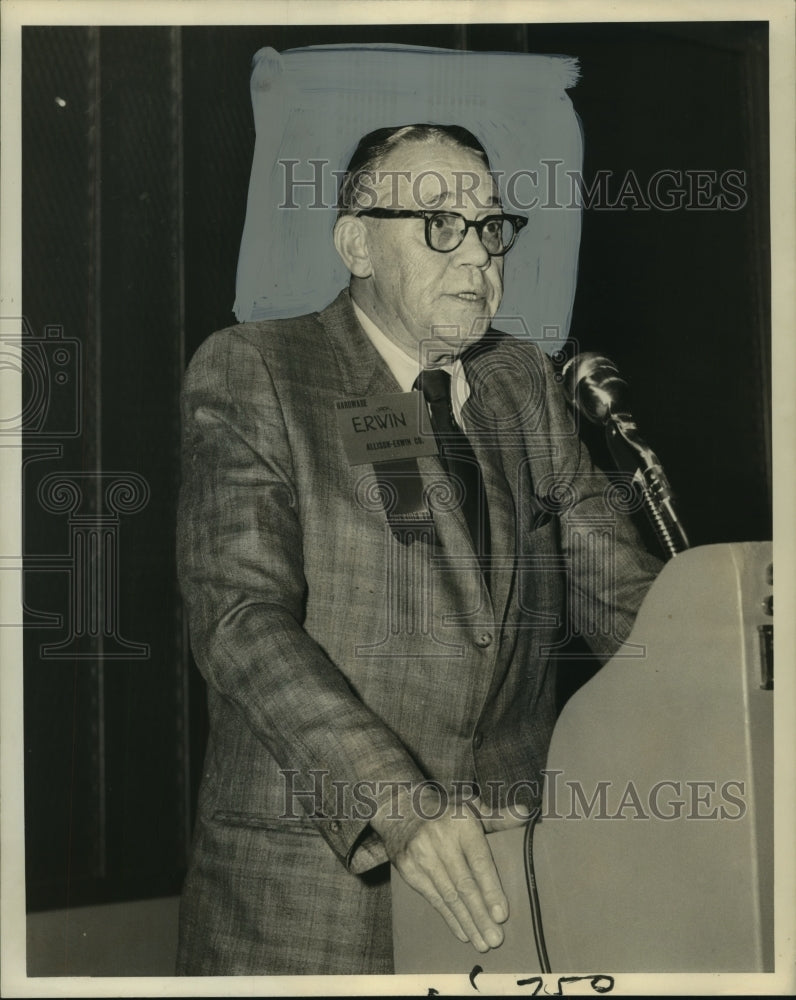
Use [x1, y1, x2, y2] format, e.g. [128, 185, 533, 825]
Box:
[428, 213, 515, 254]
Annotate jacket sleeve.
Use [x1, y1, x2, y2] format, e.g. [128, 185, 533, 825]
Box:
[536, 349, 664, 663]
[176, 328, 425, 873]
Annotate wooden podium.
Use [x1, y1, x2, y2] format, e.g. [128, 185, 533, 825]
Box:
[392, 542, 774, 973]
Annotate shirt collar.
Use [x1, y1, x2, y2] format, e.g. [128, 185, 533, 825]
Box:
[352, 299, 418, 393]
[351, 298, 472, 421]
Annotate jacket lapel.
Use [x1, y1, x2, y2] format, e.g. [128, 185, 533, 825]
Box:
[467, 424, 516, 629]
[461, 335, 540, 629]
[318, 288, 500, 615]
[318, 288, 401, 398]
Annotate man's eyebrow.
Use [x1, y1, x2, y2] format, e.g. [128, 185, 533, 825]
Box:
[420, 187, 453, 209]
[419, 188, 502, 211]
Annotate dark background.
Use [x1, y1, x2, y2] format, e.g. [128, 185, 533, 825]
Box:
[21, 21, 770, 912]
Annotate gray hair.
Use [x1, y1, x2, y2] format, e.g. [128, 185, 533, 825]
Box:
[336, 123, 490, 217]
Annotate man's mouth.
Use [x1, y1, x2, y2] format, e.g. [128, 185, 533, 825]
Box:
[453, 291, 485, 302]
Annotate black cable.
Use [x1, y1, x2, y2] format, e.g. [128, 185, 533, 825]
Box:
[523, 808, 552, 973]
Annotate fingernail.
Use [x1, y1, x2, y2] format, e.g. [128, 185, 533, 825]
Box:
[474, 934, 489, 952]
[491, 904, 507, 922]
[486, 927, 503, 948]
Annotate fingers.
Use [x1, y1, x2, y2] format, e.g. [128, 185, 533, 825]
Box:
[460, 822, 509, 926]
[396, 852, 497, 952]
[399, 865, 470, 944]
[394, 811, 508, 952]
[443, 832, 506, 949]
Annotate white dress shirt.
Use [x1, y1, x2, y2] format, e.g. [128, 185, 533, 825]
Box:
[352, 299, 472, 428]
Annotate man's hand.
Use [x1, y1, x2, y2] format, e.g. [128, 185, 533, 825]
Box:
[372, 784, 530, 952]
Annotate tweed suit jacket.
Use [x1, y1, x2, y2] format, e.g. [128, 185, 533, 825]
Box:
[175, 288, 662, 975]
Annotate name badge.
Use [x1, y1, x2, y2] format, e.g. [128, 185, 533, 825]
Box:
[335, 392, 437, 466]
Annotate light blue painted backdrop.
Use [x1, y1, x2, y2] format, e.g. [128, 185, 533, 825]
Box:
[235, 43, 583, 353]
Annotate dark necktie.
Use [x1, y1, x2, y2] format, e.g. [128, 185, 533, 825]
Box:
[414, 368, 491, 580]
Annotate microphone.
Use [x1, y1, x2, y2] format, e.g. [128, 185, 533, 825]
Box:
[562, 352, 690, 558]
[562, 352, 630, 426]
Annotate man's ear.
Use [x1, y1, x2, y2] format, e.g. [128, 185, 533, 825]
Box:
[333, 215, 372, 278]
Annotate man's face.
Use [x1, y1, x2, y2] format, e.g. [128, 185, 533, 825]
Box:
[354, 141, 505, 363]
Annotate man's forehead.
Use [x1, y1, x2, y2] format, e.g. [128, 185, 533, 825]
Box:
[370, 140, 499, 212]
[415, 175, 500, 210]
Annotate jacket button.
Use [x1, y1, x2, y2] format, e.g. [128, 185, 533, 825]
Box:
[473, 732, 484, 749]
[475, 631, 493, 648]
[330, 821, 340, 833]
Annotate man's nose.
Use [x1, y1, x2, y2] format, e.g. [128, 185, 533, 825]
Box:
[454, 224, 491, 267]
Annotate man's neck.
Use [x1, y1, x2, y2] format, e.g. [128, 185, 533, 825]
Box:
[350, 292, 471, 424]
[351, 298, 419, 394]
[350, 286, 457, 369]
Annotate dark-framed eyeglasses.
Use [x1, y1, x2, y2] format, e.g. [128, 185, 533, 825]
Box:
[355, 208, 529, 256]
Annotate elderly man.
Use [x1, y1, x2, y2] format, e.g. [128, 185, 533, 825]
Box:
[175, 123, 661, 976]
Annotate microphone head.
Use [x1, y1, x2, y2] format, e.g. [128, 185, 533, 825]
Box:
[562, 352, 630, 424]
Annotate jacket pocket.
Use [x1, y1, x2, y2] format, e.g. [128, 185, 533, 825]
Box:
[211, 810, 319, 837]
